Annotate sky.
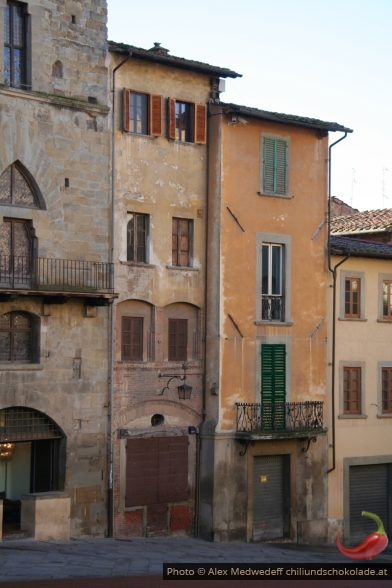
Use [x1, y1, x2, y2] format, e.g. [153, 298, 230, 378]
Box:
[107, 0, 392, 212]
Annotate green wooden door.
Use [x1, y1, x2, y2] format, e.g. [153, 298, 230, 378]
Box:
[261, 344, 286, 430]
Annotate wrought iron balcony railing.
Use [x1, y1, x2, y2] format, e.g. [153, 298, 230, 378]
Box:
[261, 294, 284, 321]
[236, 401, 324, 434]
[0, 255, 114, 293]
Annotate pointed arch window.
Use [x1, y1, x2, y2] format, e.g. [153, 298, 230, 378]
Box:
[0, 161, 45, 209]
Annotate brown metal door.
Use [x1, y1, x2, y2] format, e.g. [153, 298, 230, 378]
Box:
[125, 436, 189, 535]
[253, 454, 290, 541]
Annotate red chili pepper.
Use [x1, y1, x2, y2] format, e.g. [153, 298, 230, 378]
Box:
[336, 510, 388, 560]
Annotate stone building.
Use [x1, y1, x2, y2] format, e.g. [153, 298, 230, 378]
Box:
[0, 0, 113, 538]
[108, 41, 239, 538]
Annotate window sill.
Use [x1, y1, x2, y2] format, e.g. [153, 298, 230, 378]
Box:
[254, 320, 293, 327]
[257, 191, 292, 199]
[338, 414, 368, 419]
[377, 413, 392, 418]
[166, 265, 199, 272]
[338, 317, 367, 322]
[377, 318, 392, 323]
[0, 363, 43, 371]
[120, 261, 155, 268]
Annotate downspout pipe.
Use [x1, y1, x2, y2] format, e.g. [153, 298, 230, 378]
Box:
[107, 52, 132, 537]
[326, 132, 348, 475]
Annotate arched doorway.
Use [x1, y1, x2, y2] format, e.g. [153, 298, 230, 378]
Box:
[0, 407, 65, 535]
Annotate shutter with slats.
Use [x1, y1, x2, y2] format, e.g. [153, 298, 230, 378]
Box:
[261, 344, 286, 429]
[150, 95, 163, 136]
[121, 316, 143, 361]
[178, 219, 190, 266]
[123, 89, 130, 132]
[194, 103, 207, 144]
[349, 464, 391, 543]
[263, 137, 288, 195]
[168, 318, 187, 361]
[168, 97, 176, 140]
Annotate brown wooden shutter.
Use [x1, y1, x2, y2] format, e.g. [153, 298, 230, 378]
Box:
[168, 318, 187, 361]
[150, 95, 163, 136]
[178, 219, 190, 267]
[121, 316, 143, 361]
[123, 89, 130, 132]
[168, 97, 176, 140]
[194, 103, 207, 144]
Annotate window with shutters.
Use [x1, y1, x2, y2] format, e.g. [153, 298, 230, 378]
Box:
[168, 318, 187, 361]
[4, 1, 31, 89]
[261, 136, 288, 196]
[339, 271, 365, 320]
[168, 98, 206, 144]
[345, 277, 361, 318]
[127, 212, 149, 263]
[261, 344, 286, 429]
[382, 280, 392, 320]
[342, 366, 362, 415]
[382, 367, 392, 414]
[172, 218, 193, 267]
[0, 311, 39, 363]
[121, 316, 144, 361]
[123, 89, 162, 136]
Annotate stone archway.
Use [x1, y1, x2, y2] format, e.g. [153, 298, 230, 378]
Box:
[0, 406, 66, 536]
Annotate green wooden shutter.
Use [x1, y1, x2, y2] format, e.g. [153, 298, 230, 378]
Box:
[263, 137, 287, 195]
[261, 344, 286, 429]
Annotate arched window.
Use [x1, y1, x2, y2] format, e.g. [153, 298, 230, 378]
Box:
[0, 161, 45, 209]
[0, 311, 39, 363]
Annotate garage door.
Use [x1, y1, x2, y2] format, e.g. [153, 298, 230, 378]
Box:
[349, 463, 392, 543]
[253, 454, 290, 541]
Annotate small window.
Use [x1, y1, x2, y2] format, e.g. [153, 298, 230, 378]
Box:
[168, 318, 187, 361]
[262, 136, 288, 195]
[261, 243, 284, 321]
[4, 1, 30, 89]
[127, 213, 149, 263]
[345, 277, 361, 318]
[343, 366, 361, 415]
[168, 98, 206, 144]
[383, 280, 392, 320]
[172, 218, 193, 267]
[382, 367, 392, 414]
[121, 316, 143, 361]
[123, 90, 162, 136]
[0, 311, 38, 363]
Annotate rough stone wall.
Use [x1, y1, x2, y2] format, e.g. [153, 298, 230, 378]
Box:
[0, 0, 111, 537]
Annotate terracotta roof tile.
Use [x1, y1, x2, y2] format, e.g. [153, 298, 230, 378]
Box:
[330, 208, 392, 235]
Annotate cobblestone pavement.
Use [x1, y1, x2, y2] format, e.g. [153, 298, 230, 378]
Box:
[0, 536, 392, 583]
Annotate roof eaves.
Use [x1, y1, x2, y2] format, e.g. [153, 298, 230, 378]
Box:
[222, 102, 353, 133]
[108, 41, 241, 79]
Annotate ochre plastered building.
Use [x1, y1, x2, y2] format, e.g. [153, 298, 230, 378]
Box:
[199, 103, 352, 543]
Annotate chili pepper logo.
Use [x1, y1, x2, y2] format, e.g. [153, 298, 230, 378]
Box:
[336, 510, 388, 560]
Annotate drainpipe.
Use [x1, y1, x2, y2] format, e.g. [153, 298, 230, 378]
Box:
[107, 52, 132, 537]
[326, 132, 348, 475]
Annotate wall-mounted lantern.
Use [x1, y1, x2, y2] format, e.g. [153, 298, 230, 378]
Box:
[158, 363, 192, 400]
